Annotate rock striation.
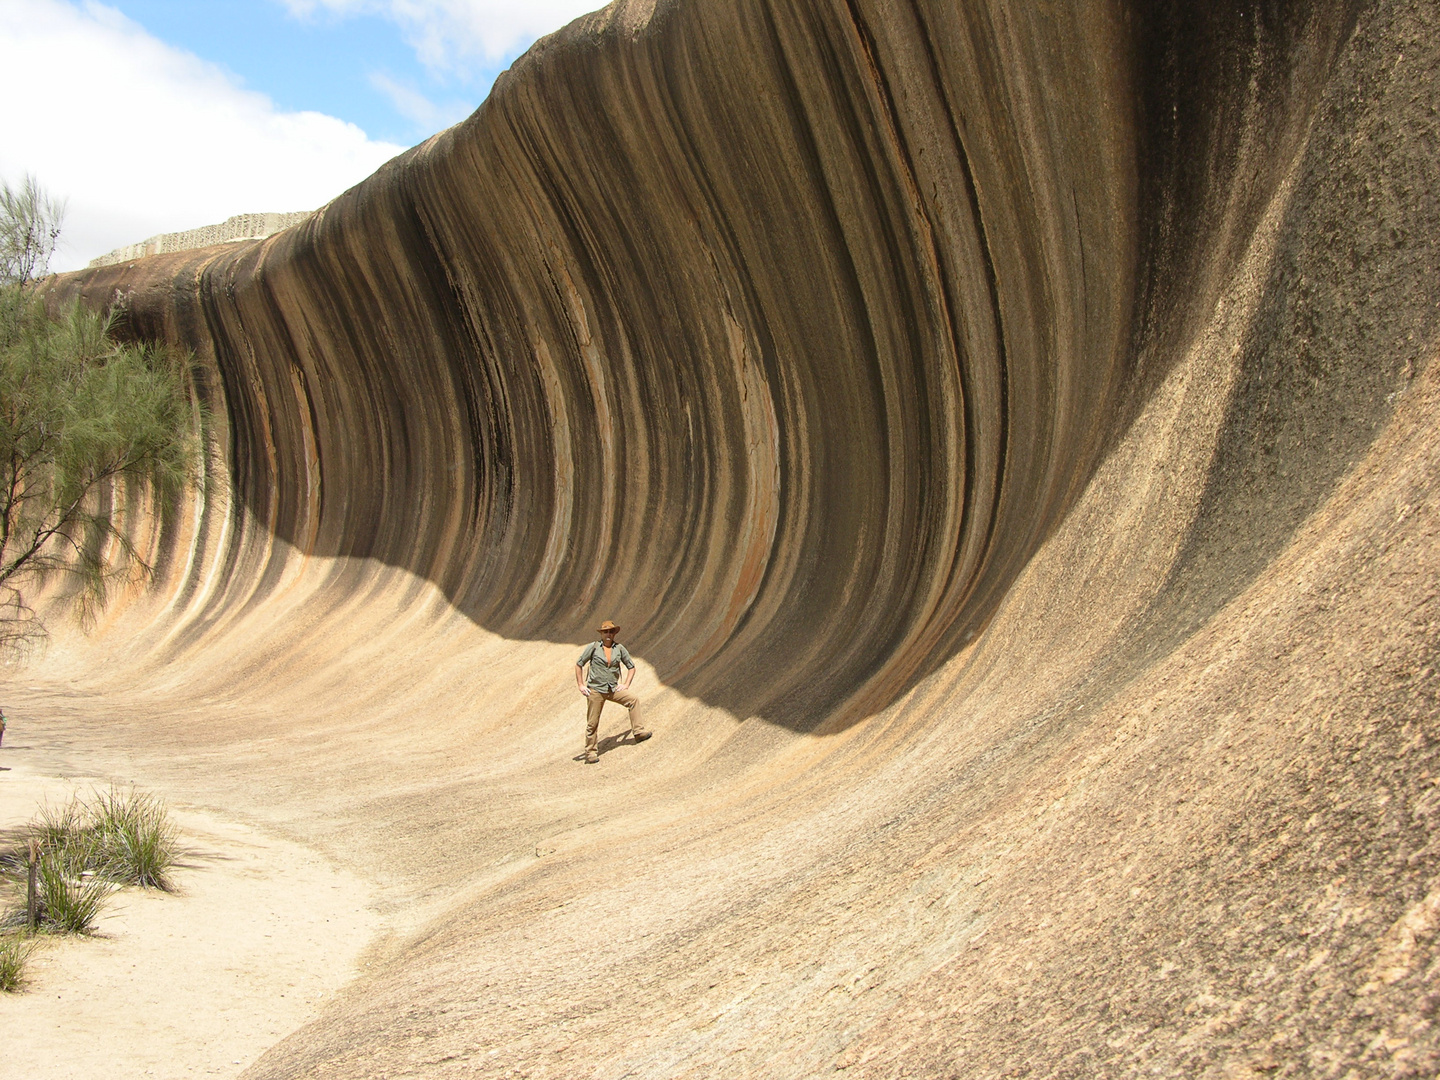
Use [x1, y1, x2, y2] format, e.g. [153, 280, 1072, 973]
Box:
[34, 0, 1440, 1076]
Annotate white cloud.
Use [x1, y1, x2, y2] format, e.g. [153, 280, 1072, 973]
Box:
[0, 0, 407, 271]
[368, 72, 473, 133]
[284, 0, 605, 74]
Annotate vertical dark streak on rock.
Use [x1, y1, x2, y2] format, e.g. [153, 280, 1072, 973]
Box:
[832, 0, 958, 702]
[903, 0, 1008, 618]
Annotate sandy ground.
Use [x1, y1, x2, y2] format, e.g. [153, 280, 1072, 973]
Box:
[0, 743, 383, 1080]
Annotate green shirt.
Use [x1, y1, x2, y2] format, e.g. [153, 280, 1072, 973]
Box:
[577, 641, 634, 692]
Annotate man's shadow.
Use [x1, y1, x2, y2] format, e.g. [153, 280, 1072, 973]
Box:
[571, 731, 646, 763]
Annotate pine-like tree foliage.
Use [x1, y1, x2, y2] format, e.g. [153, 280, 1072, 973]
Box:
[0, 289, 200, 643]
[0, 175, 63, 289]
[0, 176, 200, 644]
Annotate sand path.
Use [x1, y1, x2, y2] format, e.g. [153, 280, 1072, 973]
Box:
[0, 741, 382, 1079]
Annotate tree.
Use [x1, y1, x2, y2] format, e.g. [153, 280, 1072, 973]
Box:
[0, 174, 65, 287]
[0, 178, 199, 646]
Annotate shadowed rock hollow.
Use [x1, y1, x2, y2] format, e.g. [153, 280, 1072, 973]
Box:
[23, 0, 1440, 1075]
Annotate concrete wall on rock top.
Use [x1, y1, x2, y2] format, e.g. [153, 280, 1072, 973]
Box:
[87, 212, 314, 269]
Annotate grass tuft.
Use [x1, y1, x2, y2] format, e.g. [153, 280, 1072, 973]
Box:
[29, 797, 87, 852]
[0, 932, 38, 991]
[33, 844, 113, 934]
[86, 787, 179, 890]
[1, 786, 180, 945]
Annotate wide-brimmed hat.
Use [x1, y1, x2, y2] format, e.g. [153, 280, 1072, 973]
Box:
[597, 620, 621, 633]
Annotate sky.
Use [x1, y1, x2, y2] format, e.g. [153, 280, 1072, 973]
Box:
[0, 0, 604, 271]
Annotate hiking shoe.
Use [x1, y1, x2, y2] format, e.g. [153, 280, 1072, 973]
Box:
[585, 750, 599, 764]
[632, 729, 652, 742]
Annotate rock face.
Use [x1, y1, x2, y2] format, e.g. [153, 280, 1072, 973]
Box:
[38, 0, 1440, 1076]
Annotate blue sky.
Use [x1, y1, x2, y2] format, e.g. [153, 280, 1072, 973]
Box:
[106, 1, 512, 145]
[0, 0, 602, 270]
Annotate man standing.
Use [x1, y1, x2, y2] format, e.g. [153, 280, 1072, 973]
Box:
[575, 620, 651, 763]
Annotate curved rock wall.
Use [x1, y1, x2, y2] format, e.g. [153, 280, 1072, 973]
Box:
[56, 0, 1363, 730]
[34, 0, 1440, 1075]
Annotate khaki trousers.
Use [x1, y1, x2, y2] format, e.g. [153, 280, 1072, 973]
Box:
[585, 687, 641, 752]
